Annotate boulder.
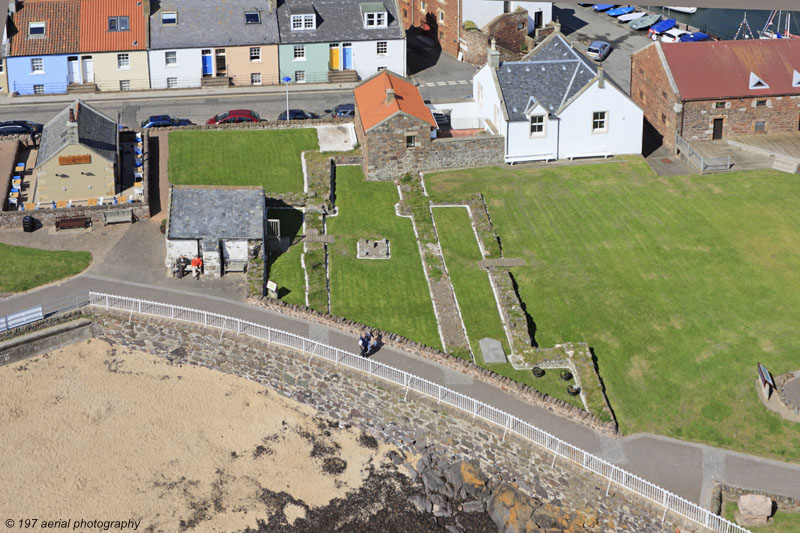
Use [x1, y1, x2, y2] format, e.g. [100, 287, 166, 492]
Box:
[735, 494, 773, 526]
[456, 461, 489, 499]
[487, 483, 540, 533]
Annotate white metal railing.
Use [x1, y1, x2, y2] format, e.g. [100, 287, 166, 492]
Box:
[84, 291, 746, 533]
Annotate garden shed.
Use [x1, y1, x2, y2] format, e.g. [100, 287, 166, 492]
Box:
[165, 186, 265, 278]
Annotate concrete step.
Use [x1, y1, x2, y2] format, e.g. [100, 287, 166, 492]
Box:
[328, 70, 358, 83]
[201, 76, 231, 88]
[772, 156, 800, 174]
[67, 83, 98, 94]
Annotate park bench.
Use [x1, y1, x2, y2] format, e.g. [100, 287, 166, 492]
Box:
[102, 208, 133, 226]
[224, 260, 248, 273]
[55, 215, 90, 231]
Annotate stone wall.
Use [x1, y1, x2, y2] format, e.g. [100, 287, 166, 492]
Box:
[142, 116, 352, 134]
[631, 43, 682, 152]
[1, 318, 92, 367]
[361, 113, 503, 181]
[681, 96, 800, 141]
[84, 311, 699, 532]
[485, 10, 528, 53]
[459, 29, 491, 65]
[712, 482, 800, 515]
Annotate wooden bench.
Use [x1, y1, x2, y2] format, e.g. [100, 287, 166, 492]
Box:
[55, 216, 91, 231]
[224, 260, 248, 273]
[102, 208, 133, 226]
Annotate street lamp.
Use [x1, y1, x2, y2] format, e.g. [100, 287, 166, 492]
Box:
[282, 76, 292, 120]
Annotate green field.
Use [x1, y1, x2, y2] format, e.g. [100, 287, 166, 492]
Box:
[168, 129, 318, 193]
[328, 166, 440, 349]
[0, 243, 91, 293]
[266, 208, 305, 306]
[427, 160, 800, 460]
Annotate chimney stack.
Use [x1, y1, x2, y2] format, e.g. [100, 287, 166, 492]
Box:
[488, 38, 500, 69]
[597, 66, 605, 89]
[69, 108, 75, 122]
[385, 88, 395, 104]
[8, 1, 17, 14]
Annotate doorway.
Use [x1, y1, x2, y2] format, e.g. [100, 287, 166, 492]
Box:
[534, 11, 543, 29]
[712, 118, 724, 140]
[329, 44, 340, 70]
[342, 43, 353, 70]
[81, 56, 94, 82]
[215, 49, 226, 77]
[67, 56, 80, 84]
[201, 50, 213, 77]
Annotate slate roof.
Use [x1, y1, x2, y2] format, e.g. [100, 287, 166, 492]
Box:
[168, 187, 265, 241]
[657, 39, 800, 100]
[79, 0, 148, 53]
[8, 0, 81, 57]
[37, 100, 118, 167]
[495, 33, 598, 122]
[277, 0, 403, 44]
[150, 0, 279, 50]
[354, 70, 436, 131]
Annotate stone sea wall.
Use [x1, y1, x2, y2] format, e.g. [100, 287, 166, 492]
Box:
[88, 310, 699, 532]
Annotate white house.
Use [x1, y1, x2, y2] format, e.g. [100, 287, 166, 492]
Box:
[472, 33, 643, 162]
[463, 1, 552, 32]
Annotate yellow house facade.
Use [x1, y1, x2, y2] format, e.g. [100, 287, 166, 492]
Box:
[90, 50, 150, 92]
[224, 44, 279, 86]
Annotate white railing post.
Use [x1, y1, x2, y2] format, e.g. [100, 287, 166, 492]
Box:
[204, 312, 207, 326]
[236, 320, 240, 335]
[170, 305, 174, 319]
[404, 374, 410, 401]
[105, 295, 109, 308]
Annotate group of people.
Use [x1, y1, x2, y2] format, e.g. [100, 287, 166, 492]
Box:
[358, 331, 379, 357]
[173, 255, 203, 279]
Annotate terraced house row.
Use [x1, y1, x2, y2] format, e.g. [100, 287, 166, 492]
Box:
[0, 0, 406, 95]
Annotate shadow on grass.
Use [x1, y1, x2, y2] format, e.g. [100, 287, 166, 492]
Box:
[265, 203, 304, 299]
[509, 271, 538, 348]
[589, 346, 618, 426]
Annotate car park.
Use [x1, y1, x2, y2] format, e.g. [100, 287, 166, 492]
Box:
[0, 120, 43, 134]
[331, 104, 355, 118]
[661, 28, 690, 43]
[206, 109, 261, 125]
[585, 41, 612, 61]
[140, 115, 194, 128]
[277, 109, 320, 121]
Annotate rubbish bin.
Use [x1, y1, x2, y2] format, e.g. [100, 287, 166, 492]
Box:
[22, 215, 35, 233]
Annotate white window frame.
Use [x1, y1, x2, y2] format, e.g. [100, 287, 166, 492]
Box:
[406, 135, 417, 148]
[251, 72, 262, 85]
[420, 1, 426, 11]
[117, 53, 130, 70]
[108, 16, 130, 32]
[31, 57, 44, 74]
[438, 10, 444, 22]
[291, 14, 315, 30]
[293, 45, 306, 61]
[0, 58, 4, 74]
[33, 84, 45, 95]
[592, 111, 608, 133]
[165, 51, 177, 66]
[529, 114, 545, 137]
[376, 41, 388, 56]
[245, 11, 261, 24]
[250, 47, 261, 62]
[295, 70, 306, 83]
[167, 77, 178, 89]
[161, 12, 177, 25]
[364, 11, 387, 28]
[28, 21, 46, 37]
[120, 80, 131, 91]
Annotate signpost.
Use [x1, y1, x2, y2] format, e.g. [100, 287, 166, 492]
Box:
[267, 280, 278, 299]
[758, 362, 776, 399]
[282, 76, 292, 121]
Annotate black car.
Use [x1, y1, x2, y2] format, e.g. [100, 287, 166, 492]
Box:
[0, 120, 43, 134]
[332, 104, 355, 118]
[277, 109, 320, 121]
[140, 115, 194, 128]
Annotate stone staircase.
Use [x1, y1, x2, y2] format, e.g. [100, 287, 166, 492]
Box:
[67, 83, 98, 94]
[771, 154, 800, 174]
[201, 76, 231, 88]
[328, 69, 358, 84]
[727, 136, 800, 174]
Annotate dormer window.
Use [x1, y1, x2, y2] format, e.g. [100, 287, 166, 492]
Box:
[291, 14, 316, 30]
[161, 12, 177, 25]
[108, 16, 130, 32]
[793, 70, 800, 88]
[245, 11, 261, 24]
[28, 21, 46, 37]
[749, 72, 769, 90]
[362, 3, 388, 28]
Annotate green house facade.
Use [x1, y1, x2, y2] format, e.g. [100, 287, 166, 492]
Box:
[277, 42, 330, 83]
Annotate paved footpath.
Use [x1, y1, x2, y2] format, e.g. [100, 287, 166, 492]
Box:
[3, 274, 800, 509]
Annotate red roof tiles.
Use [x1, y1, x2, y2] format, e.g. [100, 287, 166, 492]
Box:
[78, 0, 147, 53]
[659, 39, 800, 100]
[355, 70, 437, 131]
[9, 0, 80, 57]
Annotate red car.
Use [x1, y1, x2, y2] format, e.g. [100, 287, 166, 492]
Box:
[206, 109, 261, 125]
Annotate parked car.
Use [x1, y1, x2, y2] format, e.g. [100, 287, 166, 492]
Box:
[206, 109, 261, 125]
[331, 104, 355, 118]
[661, 28, 690, 43]
[278, 109, 320, 121]
[0, 120, 43, 134]
[140, 115, 194, 128]
[432, 111, 450, 128]
[585, 41, 612, 61]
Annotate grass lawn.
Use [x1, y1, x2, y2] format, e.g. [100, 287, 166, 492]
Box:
[265, 208, 305, 306]
[328, 166, 440, 350]
[0, 243, 91, 293]
[427, 160, 800, 461]
[168, 129, 318, 193]
[724, 502, 800, 532]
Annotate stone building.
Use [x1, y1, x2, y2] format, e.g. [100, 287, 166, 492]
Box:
[631, 39, 800, 151]
[354, 70, 503, 180]
[165, 186, 265, 278]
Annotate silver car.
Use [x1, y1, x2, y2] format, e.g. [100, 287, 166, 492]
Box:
[586, 41, 611, 61]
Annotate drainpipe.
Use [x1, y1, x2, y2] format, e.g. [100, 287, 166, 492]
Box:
[556, 116, 560, 161]
[457, 0, 461, 57]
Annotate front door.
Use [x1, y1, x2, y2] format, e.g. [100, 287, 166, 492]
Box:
[215, 49, 226, 76]
[201, 50, 213, 76]
[342, 43, 353, 70]
[534, 10, 543, 29]
[712, 118, 724, 140]
[81, 56, 94, 82]
[67, 57, 80, 84]
[329, 44, 340, 70]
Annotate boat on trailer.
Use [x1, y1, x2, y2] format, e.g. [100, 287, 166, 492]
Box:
[607, 6, 634, 17]
[630, 13, 661, 30]
[618, 11, 646, 22]
[650, 18, 677, 34]
[593, 4, 617, 12]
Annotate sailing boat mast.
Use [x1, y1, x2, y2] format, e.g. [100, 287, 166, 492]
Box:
[734, 11, 755, 40]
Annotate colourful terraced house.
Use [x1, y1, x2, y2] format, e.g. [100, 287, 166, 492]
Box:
[276, 0, 406, 84]
[148, 0, 280, 89]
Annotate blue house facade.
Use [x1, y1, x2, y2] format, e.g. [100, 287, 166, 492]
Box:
[7, 54, 70, 95]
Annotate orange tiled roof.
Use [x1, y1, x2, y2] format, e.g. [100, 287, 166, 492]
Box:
[354, 70, 436, 131]
[78, 0, 147, 53]
[9, 0, 81, 57]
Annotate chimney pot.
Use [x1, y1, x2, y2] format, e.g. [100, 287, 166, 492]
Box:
[385, 88, 396, 104]
[69, 108, 75, 122]
[488, 39, 500, 70]
[597, 66, 605, 88]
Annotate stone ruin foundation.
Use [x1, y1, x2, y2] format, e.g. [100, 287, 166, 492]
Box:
[357, 238, 390, 260]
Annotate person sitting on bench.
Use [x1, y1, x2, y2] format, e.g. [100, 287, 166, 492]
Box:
[190, 256, 203, 279]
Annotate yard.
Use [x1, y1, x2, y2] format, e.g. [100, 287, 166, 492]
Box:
[168, 129, 318, 193]
[427, 160, 800, 461]
[0, 243, 91, 293]
[328, 166, 440, 350]
[265, 208, 305, 306]
[724, 502, 800, 532]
